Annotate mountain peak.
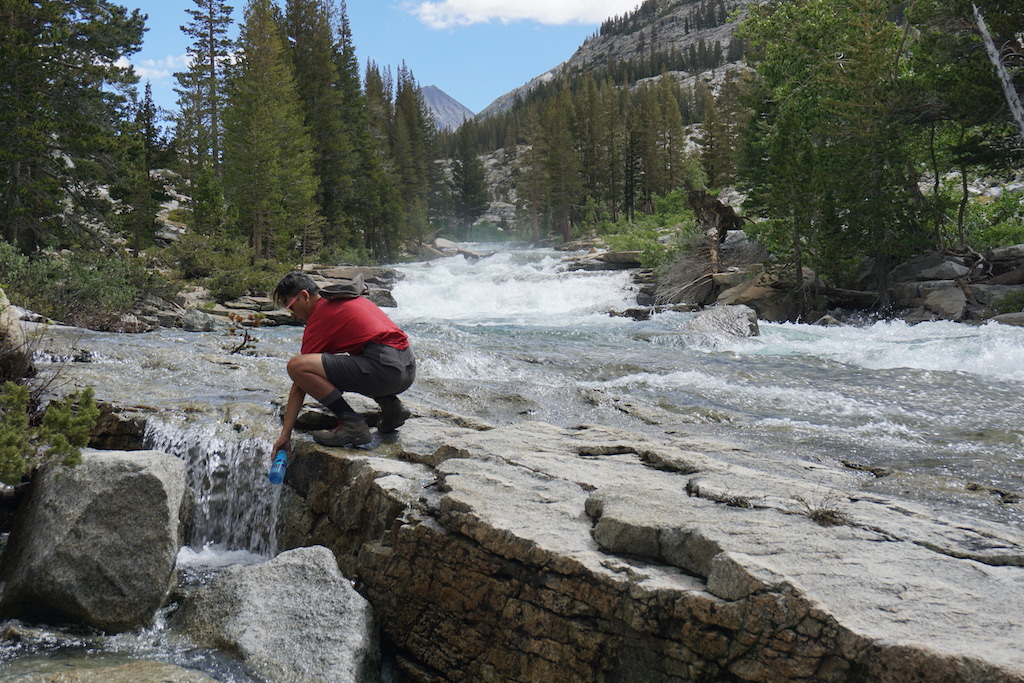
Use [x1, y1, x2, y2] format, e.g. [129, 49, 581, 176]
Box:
[421, 85, 475, 131]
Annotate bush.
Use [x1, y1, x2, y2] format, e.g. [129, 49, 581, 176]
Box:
[993, 290, 1024, 315]
[0, 383, 99, 485]
[0, 243, 172, 330]
[164, 232, 282, 301]
[311, 243, 371, 268]
[602, 188, 702, 268]
[960, 190, 1024, 251]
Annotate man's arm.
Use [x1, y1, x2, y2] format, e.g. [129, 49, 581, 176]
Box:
[273, 382, 307, 455]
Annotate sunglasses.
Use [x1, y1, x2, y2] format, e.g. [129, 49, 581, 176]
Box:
[285, 290, 305, 311]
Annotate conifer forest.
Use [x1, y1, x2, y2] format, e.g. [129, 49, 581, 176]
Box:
[1, 0, 1022, 320]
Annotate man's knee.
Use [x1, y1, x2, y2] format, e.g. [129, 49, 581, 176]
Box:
[287, 354, 323, 380]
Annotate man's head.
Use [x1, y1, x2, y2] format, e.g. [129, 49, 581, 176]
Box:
[272, 272, 320, 322]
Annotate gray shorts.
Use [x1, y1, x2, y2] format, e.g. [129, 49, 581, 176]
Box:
[321, 343, 416, 398]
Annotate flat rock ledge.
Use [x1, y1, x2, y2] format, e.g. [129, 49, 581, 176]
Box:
[278, 414, 1024, 682]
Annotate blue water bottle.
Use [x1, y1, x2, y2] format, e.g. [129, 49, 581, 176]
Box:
[268, 449, 288, 485]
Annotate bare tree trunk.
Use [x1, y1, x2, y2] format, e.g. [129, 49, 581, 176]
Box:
[974, 5, 1024, 145]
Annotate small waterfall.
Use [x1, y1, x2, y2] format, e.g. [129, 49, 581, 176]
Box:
[144, 419, 279, 556]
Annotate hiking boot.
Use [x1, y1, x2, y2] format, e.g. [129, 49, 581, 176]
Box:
[312, 414, 372, 447]
[377, 398, 411, 434]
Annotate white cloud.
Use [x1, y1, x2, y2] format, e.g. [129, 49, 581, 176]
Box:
[409, 0, 642, 29]
[123, 54, 192, 83]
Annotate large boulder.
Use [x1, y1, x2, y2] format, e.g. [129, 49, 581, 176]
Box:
[0, 450, 189, 632]
[173, 545, 378, 683]
[986, 244, 1024, 270]
[715, 267, 817, 322]
[890, 251, 972, 283]
[0, 286, 32, 381]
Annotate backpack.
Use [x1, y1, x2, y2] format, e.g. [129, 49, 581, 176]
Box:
[318, 273, 369, 300]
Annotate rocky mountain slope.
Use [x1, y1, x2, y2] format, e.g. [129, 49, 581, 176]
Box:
[478, 0, 752, 118]
[421, 85, 474, 131]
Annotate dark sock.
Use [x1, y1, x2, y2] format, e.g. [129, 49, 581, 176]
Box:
[321, 389, 354, 419]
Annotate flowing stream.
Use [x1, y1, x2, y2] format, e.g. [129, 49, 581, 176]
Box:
[3, 244, 1024, 678]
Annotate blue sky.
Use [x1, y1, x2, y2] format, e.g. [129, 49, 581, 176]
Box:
[123, 0, 643, 117]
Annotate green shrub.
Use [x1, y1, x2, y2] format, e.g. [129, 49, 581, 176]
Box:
[0, 383, 99, 485]
[0, 244, 172, 330]
[993, 290, 1024, 315]
[960, 190, 1024, 251]
[605, 222, 672, 268]
[311, 243, 371, 268]
[166, 208, 193, 225]
[165, 232, 279, 300]
[602, 188, 702, 269]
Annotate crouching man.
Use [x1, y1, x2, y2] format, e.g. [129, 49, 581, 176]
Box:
[271, 271, 415, 452]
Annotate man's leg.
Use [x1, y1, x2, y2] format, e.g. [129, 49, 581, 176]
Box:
[287, 354, 355, 416]
[287, 354, 370, 446]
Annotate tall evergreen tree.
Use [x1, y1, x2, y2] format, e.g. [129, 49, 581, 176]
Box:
[175, 0, 234, 172]
[392, 63, 437, 248]
[223, 0, 322, 263]
[1, 0, 145, 252]
[516, 109, 546, 245]
[174, 0, 234, 233]
[540, 90, 581, 242]
[359, 61, 406, 261]
[286, 0, 354, 246]
[449, 122, 489, 239]
[740, 0, 926, 306]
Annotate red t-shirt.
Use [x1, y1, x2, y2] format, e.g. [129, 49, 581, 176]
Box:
[301, 296, 409, 355]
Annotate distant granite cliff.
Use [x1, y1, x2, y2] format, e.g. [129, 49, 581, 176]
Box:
[477, 0, 751, 119]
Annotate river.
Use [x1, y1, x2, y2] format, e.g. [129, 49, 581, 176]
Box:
[3, 244, 1023, 678]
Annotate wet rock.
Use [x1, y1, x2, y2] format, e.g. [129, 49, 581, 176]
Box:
[687, 304, 760, 336]
[222, 295, 277, 312]
[560, 250, 643, 271]
[715, 268, 815, 322]
[367, 287, 397, 308]
[987, 244, 1024, 269]
[923, 286, 967, 321]
[282, 416, 1024, 682]
[181, 308, 227, 332]
[1, 657, 218, 682]
[0, 450, 189, 632]
[173, 546, 378, 683]
[993, 311, 1024, 327]
[812, 314, 844, 326]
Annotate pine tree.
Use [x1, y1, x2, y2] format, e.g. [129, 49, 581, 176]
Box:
[1, 0, 145, 252]
[449, 122, 489, 239]
[175, 0, 234, 172]
[540, 90, 581, 242]
[516, 109, 546, 245]
[360, 61, 406, 261]
[223, 0, 322, 263]
[286, 0, 354, 246]
[392, 63, 438, 249]
[601, 79, 625, 222]
[174, 0, 235, 234]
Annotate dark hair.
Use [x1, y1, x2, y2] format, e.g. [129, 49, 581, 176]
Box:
[271, 271, 320, 309]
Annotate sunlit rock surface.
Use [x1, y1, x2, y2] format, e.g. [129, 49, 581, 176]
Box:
[280, 411, 1024, 682]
